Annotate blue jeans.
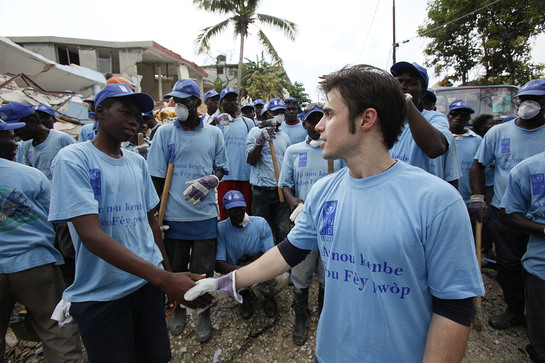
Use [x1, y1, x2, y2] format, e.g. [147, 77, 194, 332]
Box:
[251, 186, 290, 244]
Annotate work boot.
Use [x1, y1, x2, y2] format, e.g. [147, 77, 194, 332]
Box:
[488, 310, 524, 330]
[239, 290, 254, 319]
[169, 306, 187, 335]
[292, 288, 309, 346]
[195, 308, 212, 343]
[263, 293, 278, 318]
[318, 285, 324, 316]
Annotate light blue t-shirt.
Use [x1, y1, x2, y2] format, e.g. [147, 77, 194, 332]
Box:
[15, 139, 31, 164]
[279, 141, 345, 200]
[279, 121, 307, 144]
[215, 116, 254, 181]
[475, 121, 545, 208]
[78, 122, 98, 142]
[18, 129, 76, 180]
[390, 110, 457, 179]
[147, 119, 228, 222]
[216, 216, 274, 265]
[452, 130, 482, 203]
[501, 151, 545, 281]
[246, 127, 291, 187]
[48, 141, 163, 302]
[288, 162, 484, 363]
[0, 159, 63, 274]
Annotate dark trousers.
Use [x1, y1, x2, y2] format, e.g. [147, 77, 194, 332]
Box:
[164, 238, 217, 277]
[70, 283, 170, 363]
[491, 206, 529, 314]
[523, 269, 545, 363]
[251, 186, 290, 244]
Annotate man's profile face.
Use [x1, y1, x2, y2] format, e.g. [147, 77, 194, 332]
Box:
[206, 95, 220, 114]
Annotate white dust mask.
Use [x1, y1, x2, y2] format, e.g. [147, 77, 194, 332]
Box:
[308, 138, 325, 147]
[175, 103, 190, 122]
[517, 100, 543, 120]
[273, 114, 285, 125]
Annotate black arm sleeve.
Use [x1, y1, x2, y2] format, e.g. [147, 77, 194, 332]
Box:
[432, 296, 474, 327]
[277, 238, 311, 267]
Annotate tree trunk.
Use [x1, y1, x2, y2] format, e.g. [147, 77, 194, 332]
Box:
[237, 35, 245, 93]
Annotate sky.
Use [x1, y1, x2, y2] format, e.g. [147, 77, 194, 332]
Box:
[1, 0, 544, 101]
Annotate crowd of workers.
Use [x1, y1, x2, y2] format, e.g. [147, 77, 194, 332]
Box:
[1, 60, 544, 363]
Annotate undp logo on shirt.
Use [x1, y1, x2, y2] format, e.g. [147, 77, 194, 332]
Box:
[319, 200, 338, 237]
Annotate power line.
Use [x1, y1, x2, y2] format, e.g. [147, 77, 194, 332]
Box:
[357, 0, 382, 62]
[399, 0, 502, 44]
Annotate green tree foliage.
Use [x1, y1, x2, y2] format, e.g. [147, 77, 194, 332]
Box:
[419, 0, 545, 85]
[194, 0, 297, 92]
[285, 82, 311, 106]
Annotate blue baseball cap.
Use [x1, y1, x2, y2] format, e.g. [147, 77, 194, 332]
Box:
[253, 99, 265, 106]
[164, 79, 201, 100]
[267, 98, 286, 112]
[222, 190, 246, 209]
[95, 84, 154, 112]
[390, 61, 429, 89]
[0, 119, 26, 131]
[35, 104, 57, 118]
[302, 104, 324, 121]
[503, 116, 516, 123]
[241, 103, 254, 111]
[516, 79, 545, 97]
[0, 102, 35, 125]
[449, 99, 475, 114]
[220, 87, 238, 100]
[204, 90, 219, 101]
[142, 111, 154, 121]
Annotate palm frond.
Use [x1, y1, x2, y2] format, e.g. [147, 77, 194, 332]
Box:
[195, 18, 232, 54]
[256, 13, 297, 41]
[193, 0, 236, 14]
[256, 29, 281, 64]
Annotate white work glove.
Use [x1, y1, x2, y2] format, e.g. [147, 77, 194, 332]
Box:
[183, 175, 220, 205]
[290, 203, 304, 224]
[213, 113, 232, 126]
[255, 127, 276, 146]
[184, 271, 243, 303]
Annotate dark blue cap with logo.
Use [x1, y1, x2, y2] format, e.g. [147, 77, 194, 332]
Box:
[449, 99, 475, 114]
[220, 87, 238, 100]
[390, 61, 429, 89]
[164, 79, 201, 100]
[95, 84, 154, 112]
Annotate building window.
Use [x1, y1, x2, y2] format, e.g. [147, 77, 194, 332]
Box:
[57, 45, 80, 66]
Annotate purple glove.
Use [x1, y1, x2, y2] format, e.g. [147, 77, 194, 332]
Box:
[183, 175, 220, 205]
[184, 271, 243, 303]
[468, 194, 487, 223]
[255, 127, 276, 146]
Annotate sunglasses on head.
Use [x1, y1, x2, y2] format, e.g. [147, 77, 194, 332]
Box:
[304, 102, 324, 113]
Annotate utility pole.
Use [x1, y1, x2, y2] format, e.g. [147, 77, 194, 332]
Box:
[392, 0, 397, 64]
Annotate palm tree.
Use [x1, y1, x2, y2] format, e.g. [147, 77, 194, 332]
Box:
[194, 0, 297, 92]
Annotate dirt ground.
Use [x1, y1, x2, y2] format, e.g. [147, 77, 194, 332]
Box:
[5, 265, 532, 363]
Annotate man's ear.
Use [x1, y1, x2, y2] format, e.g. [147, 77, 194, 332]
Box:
[359, 108, 378, 131]
[194, 98, 202, 108]
[95, 105, 106, 120]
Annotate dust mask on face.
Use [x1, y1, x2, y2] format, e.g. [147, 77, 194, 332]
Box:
[308, 138, 325, 147]
[273, 114, 285, 125]
[517, 100, 543, 120]
[175, 103, 189, 122]
[240, 213, 250, 228]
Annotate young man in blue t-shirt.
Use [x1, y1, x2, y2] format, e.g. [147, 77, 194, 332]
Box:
[501, 150, 545, 362]
[0, 119, 82, 362]
[470, 79, 545, 330]
[148, 79, 228, 342]
[215, 190, 281, 318]
[48, 84, 212, 362]
[186, 65, 484, 363]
